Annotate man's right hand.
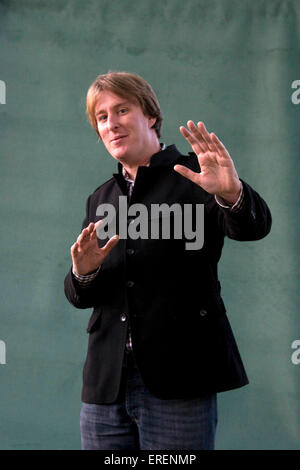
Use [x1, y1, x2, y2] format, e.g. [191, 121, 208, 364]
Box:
[71, 220, 119, 275]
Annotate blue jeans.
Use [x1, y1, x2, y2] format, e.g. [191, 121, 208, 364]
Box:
[80, 352, 217, 450]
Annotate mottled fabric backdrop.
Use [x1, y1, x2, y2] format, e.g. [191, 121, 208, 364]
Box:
[0, 0, 299, 449]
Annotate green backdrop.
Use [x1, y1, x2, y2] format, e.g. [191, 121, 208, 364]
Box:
[0, 0, 299, 450]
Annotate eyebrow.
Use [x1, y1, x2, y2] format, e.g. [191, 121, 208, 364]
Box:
[95, 101, 130, 116]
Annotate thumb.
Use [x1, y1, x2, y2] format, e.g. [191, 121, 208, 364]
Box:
[174, 164, 201, 186]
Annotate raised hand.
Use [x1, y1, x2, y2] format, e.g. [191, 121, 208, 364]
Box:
[174, 121, 241, 204]
[71, 220, 119, 275]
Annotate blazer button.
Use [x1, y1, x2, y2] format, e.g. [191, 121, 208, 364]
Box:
[199, 309, 208, 317]
[126, 248, 135, 255]
[126, 280, 135, 287]
[120, 314, 127, 322]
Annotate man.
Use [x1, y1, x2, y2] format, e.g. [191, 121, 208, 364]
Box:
[64, 71, 272, 450]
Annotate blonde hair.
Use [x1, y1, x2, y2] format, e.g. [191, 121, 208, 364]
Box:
[86, 71, 163, 138]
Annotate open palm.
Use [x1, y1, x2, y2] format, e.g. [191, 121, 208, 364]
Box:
[71, 221, 119, 275]
[174, 121, 241, 204]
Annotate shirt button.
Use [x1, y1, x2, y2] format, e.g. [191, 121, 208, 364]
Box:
[199, 309, 208, 317]
[126, 248, 135, 255]
[120, 314, 127, 322]
[126, 280, 135, 287]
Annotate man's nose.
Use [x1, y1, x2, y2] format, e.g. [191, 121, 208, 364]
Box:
[106, 114, 119, 130]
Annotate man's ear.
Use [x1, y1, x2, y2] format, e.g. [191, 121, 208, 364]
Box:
[96, 128, 102, 141]
[148, 116, 157, 129]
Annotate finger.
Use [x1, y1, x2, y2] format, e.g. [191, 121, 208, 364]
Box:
[197, 122, 215, 151]
[90, 226, 98, 240]
[77, 227, 90, 245]
[94, 219, 107, 237]
[101, 234, 120, 256]
[211, 133, 231, 159]
[82, 220, 104, 241]
[179, 125, 206, 155]
[87, 222, 98, 238]
[173, 164, 202, 185]
[208, 132, 220, 153]
[71, 241, 80, 256]
[187, 121, 209, 152]
[81, 222, 95, 235]
[86, 222, 95, 234]
[94, 219, 103, 229]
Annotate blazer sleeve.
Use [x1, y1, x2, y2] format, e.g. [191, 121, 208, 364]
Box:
[64, 193, 103, 309]
[206, 179, 272, 241]
[185, 152, 272, 242]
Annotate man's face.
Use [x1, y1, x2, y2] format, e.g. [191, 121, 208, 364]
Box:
[94, 90, 157, 164]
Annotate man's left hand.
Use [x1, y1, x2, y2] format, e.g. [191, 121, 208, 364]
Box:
[174, 121, 241, 204]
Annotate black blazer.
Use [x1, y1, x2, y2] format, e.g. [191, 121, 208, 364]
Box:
[64, 145, 272, 404]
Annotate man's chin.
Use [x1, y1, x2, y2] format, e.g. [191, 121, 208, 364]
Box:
[110, 148, 132, 163]
[112, 152, 128, 163]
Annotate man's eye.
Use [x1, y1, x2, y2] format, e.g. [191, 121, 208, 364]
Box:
[98, 115, 107, 122]
[119, 108, 127, 114]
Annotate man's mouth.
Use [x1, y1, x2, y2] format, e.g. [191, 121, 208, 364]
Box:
[111, 135, 128, 144]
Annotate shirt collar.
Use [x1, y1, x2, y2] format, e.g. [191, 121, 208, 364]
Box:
[122, 143, 166, 183]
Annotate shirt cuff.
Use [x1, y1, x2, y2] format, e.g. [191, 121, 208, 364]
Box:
[72, 266, 101, 287]
[214, 183, 245, 213]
